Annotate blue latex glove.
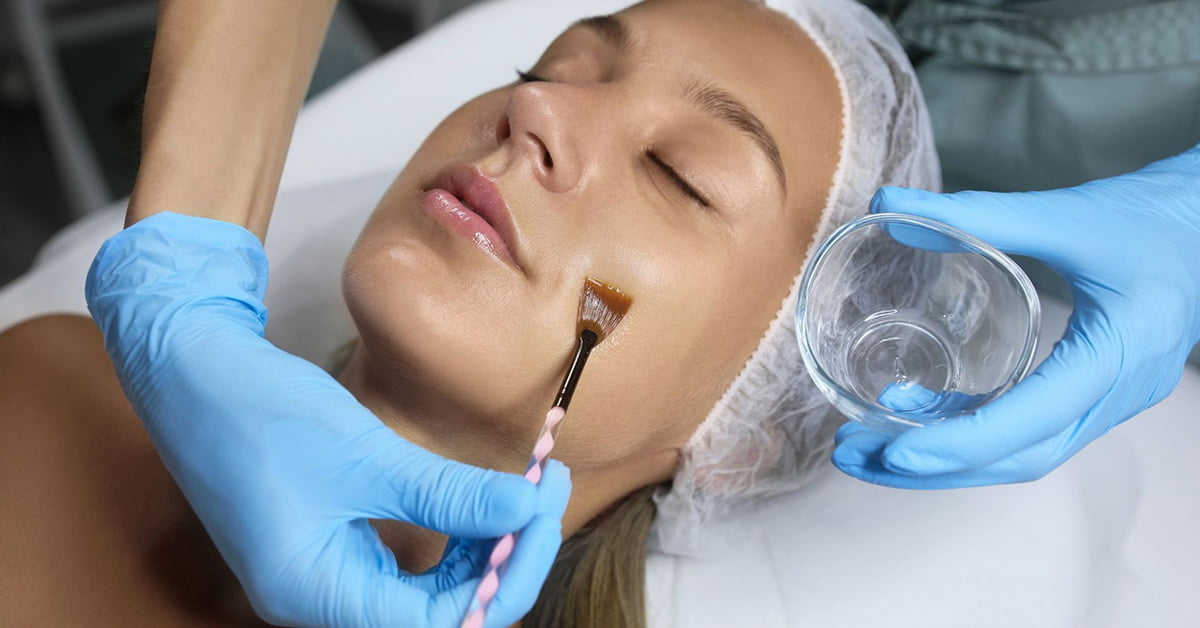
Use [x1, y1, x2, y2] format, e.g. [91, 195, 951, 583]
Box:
[86, 212, 570, 628]
[875, 382, 983, 417]
[833, 143, 1200, 489]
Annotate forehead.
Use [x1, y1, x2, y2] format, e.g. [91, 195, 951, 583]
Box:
[615, 0, 843, 220]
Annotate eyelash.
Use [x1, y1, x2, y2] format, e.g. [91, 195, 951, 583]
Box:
[645, 151, 711, 208]
[516, 69, 548, 83]
[514, 68, 711, 209]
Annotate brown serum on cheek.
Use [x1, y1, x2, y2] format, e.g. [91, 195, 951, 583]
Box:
[534, 277, 632, 473]
[463, 277, 633, 624]
[535, 277, 634, 470]
[522, 278, 633, 481]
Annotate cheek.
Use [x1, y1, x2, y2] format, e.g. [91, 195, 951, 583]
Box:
[339, 86, 585, 415]
[542, 243, 740, 460]
[341, 197, 571, 425]
[549, 225, 801, 468]
[346, 244, 566, 416]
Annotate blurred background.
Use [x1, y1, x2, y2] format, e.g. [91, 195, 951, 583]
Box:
[0, 0, 487, 286]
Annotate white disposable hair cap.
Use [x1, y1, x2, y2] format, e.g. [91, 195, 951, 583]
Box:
[651, 0, 941, 555]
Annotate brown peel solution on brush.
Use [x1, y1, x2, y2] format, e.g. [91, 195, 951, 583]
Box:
[461, 277, 633, 628]
[556, 277, 634, 409]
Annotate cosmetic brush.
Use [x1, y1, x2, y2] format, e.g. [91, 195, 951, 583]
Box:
[461, 277, 633, 628]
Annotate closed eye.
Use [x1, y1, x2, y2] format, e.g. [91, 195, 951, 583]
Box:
[646, 151, 711, 208]
[516, 69, 548, 83]
[517, 69, 712, 209]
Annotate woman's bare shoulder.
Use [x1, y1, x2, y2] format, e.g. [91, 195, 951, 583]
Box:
[0, 314, 265, 626]
[0, 313, 158, 529]
[1, 312, 100, 341]
[0, 314, 115, 413]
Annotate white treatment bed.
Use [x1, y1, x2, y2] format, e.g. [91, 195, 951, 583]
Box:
[1, 1, 1196, 625]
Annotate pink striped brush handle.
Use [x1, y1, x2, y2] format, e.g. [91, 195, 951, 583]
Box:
[460, 406, 566, 628]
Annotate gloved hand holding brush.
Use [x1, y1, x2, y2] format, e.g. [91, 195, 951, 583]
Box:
[87, 212, 571, 628]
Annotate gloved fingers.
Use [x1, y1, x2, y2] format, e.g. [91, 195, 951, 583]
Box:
[479, 461, 571, 628]
[247, 518, 429, 628]
[876, 220, 965, 254]
[869, 186, 1076, 263]
[477, 514, 564, 628]
[439, 536, 485, 576]
[834, 420, 870, 446]
[424, 578, 484, 628]
[532, 460, 572, 518]
[351, 432, 538, 539]
[832, 424, 1080, 489]
[832, 381, 998, 463]
[326, 518, 549, 628]
[408, 537, 485, 596]
[426, 461, 570, 628]
[832, 429, 947, 489]
[878, 329, 1114, 476]
[875, 380, 941, 411]
[347, 560, 447, 628]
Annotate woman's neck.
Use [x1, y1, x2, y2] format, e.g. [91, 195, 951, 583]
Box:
[334, 341, 677, 574]
[335, 343, 526, 571]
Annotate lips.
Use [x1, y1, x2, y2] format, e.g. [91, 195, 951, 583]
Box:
[421, 165, 524, 272]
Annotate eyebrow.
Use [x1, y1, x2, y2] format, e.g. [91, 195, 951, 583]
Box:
[571, 14, 633, 51]
[685, 81, 787, 192]
[574, 14, 787, 194]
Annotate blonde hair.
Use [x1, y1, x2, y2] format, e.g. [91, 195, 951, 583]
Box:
[325, 339, 660, 626]
[525, 484, 661, 628]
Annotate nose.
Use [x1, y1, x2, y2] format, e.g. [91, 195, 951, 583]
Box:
[497, 83, 581, 194]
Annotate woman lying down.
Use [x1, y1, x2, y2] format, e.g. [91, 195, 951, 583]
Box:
[0, 0, 936, 625]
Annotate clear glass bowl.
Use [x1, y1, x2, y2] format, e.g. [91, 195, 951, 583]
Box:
[796, 213, 1040, 435]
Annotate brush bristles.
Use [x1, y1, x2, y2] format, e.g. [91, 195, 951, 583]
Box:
[577, 277, 633, 343]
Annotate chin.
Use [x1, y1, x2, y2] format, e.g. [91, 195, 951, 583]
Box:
[342, 232, 557, 423]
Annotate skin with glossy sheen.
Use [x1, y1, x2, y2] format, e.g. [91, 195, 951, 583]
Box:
[0, 0, 841, 623]
[338, 0, 841, 570]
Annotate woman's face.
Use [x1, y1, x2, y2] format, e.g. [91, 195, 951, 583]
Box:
[344, 0, 841, 479]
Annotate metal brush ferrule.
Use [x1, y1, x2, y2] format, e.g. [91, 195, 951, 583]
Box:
[553, 328, 598, 410]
